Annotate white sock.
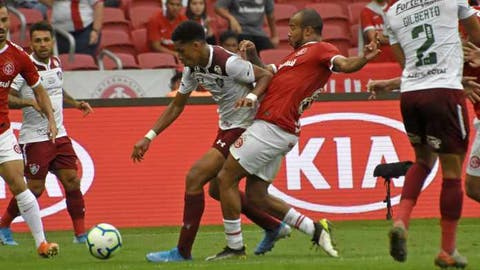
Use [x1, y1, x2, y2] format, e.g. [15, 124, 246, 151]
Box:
[223, 218, 243, 250]
[16, 190, 46, 247]
[283, 208, 315, 236]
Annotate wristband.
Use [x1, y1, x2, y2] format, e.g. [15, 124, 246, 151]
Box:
[145, 129, 157, 141]
[245, 93, 258, 102]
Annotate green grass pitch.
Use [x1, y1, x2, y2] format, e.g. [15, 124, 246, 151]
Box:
[1, 218, 479, 270]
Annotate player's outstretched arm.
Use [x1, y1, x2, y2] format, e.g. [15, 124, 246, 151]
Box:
[63, 89, 93, 116]
[332, 39, 380, 73]
[131, 92, 190, 162]
[32, 84, 57, 142]
[367, 77, 401, 100]
[8, 89, 41, 111]
[238, 40, 275, 73]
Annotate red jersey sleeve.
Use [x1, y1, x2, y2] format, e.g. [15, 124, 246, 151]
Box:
[315, 42, 342, 69]
[18, 49, 40, 88]
[360, 8, 375, 32]
[147, 11, 163, 42]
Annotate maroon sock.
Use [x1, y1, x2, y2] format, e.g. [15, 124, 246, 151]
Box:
[66, 189, 86, 236]
[239, 191, 279, 231]
[0, 198, 20, 228]
[395, 162, 430, 228]
[177, 192, 204, 259]
[440, 178, 463, 254]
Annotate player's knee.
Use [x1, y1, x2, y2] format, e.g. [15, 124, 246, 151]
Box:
[208, 182, 220, 201]
[63, 176, 80, 192]
[185, 169, 206, 193]
[466, 178, 480, 202]
[29, 185, 45, 197]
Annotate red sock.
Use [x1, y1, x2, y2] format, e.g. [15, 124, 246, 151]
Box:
[395, 162, 430, 228]
[66, 189, 86, 236]
[239, 191, 279, 231]
[0, 198, 20, 228]
[177, 192, 204, 259]
[440, 178, 463, 254]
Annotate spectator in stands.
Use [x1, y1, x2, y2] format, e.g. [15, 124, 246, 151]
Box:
[360, 0, 396, 62]
[215, 0, 278, 52]
[219, 30, 238, 53]
[13, 0, 48, 18]
[186, 0, 216, 45]
[147, 0, 187, 57]
[40, 0, 103, 57]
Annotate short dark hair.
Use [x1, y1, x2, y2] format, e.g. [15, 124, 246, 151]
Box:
[171, 20, 205, 43]
[186, 0, 206, 20]
[219, 30, 238, 44]
[29, 21, 53, 38]
[298, 9, 323, 35]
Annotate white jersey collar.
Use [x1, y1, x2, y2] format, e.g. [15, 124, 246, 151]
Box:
[30, 54, 51, 69]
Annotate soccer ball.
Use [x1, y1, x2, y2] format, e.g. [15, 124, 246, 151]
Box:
[86, 223, 123, 259]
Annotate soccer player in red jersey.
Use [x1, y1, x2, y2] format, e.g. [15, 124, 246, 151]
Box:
[131, 20, 294, 262]
[0, 21, 93, 246]
[0, 3, 59, 257]
[207, 8, 379, 260]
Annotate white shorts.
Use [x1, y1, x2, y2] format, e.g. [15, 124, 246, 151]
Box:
[0, 128, 23, 164]
[467, 118, 480, 177]
[229, 120, 298, 182]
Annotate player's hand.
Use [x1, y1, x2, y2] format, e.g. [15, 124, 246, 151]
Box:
[363, 38, 381, 61]
[462, 76, 480, 104]
[47, 119, 58, 143]
[463, 41, 480, 68]
[77, 101, 93, 116]
[239, 40, 257, 60]
[131, 138, 151, 163]
[367, 79, 391, 100]
[235, 96, 256, 108]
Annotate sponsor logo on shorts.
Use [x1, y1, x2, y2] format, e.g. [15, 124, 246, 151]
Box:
[268, 113, 439, 214]
[427, 135, 441, 150]
[470, 155, 480, 169]
[29, 163, 40, 175]
[234, 136, 243, 148]
[13, 144, 21, 154]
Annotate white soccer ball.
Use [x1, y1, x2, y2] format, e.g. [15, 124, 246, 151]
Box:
[86, 223, 123, 259]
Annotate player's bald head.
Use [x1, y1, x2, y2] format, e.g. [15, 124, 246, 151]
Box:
[296, 9, 323, 35]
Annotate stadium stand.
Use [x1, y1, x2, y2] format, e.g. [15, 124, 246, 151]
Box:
[138, 52, 178, 69]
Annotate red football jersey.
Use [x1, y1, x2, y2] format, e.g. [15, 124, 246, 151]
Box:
[360, 4, 396, 63]
[0, 41, 40, 133]
[256, 41, 340, 134]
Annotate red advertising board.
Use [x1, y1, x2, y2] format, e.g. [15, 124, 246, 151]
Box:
[3, 100, 479, 232]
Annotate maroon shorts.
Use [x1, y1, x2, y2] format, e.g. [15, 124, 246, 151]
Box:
[400, 88, 469, 153]
[212, 128, 246, 158]
[20, 136, 78, 179]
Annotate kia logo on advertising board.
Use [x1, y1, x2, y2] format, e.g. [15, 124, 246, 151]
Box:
[0, 122, 95, 223]
[269, 113, 439, 214]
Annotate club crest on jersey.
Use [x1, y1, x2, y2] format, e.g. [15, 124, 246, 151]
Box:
[3, 62, 14, 75]
[214, 65, 222, 75]
[295, 48, 308, 56]
[29, 163, 40, 175]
